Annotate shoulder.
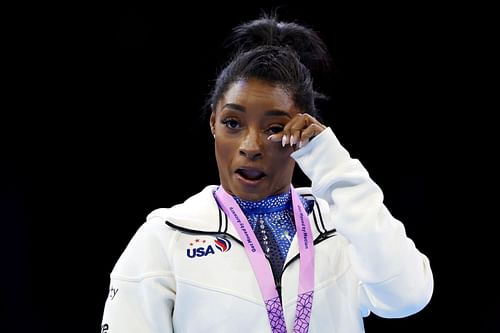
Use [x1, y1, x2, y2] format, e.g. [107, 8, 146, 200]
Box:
[110, 185, 219, 279]
[146, 185, 222, 233]
[110, 216, 175, 279]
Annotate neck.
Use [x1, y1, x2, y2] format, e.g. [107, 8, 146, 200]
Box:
[221, 184, 291, 202]
[232, 189, 292, 214]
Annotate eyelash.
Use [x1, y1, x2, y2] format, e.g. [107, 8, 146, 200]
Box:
[221, 118, 240, 129]
[221, 118, 284, 134]
[267, 125, 284, 134]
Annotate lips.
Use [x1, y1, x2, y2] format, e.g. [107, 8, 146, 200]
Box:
[236, 167, 266, 181]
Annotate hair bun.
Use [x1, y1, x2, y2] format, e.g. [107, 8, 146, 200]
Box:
[228, 14, 332, 74]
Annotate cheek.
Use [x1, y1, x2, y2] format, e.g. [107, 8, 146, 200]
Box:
[268, 143, 294, 159]
[214, 138, 237, 167]
[268, 145, 295, 171]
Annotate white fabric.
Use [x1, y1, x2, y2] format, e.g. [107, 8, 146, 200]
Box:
[101, 127, 433, 332]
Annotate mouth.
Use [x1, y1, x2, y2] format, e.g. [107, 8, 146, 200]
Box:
[235, 167, 267, 184]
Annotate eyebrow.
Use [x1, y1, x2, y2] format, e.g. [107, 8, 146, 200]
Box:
[222, 103, 292, 118]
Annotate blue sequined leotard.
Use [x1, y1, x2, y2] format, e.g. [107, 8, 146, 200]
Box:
[233, 190, 314, 282]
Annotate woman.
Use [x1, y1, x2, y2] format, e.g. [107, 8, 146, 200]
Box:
[101, 14, 433, 333]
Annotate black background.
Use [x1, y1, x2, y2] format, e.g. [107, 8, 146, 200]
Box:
[2, 1, 497, 332]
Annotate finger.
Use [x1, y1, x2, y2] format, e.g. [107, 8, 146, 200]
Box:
[282, 114, 308, 146]
[289, 128, 302, 146]
[267, 133, 283, 142]
[298, 137, 310, 149]
[299, 123, 325, 148]
[282, 113, 307, 133]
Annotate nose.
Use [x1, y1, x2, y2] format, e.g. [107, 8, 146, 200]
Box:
[239, 129, 263, 160]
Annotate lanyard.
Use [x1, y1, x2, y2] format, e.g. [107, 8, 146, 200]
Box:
[214, 186, 314, 333]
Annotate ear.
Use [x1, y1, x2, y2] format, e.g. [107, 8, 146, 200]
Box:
[209, 111, 216, 137]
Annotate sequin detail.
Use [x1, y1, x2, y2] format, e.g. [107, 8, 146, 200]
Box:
[233, 191, 313, 282]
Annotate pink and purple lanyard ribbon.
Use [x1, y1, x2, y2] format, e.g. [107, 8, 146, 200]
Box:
[214, 186, 314, 333]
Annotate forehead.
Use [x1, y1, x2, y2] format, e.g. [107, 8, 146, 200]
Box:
[220, 79, 296, 111]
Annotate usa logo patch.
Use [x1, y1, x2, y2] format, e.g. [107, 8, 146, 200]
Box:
[186, 236, 232, 258]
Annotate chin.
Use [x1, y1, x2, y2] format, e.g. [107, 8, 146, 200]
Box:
[228, 187, 263, 201]
[223, 182, 268, 202]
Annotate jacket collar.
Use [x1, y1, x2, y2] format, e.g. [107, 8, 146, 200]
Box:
[151, 185, 336, 260]
[148, 185, 222, 232]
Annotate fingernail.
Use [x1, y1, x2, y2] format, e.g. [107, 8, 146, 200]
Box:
[282, 135, 287, 147]
[290, 135, 296, 146]
[298, 140, 303, 148]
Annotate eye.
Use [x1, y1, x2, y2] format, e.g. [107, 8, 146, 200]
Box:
[221, 118, 240, 129]
[267, 125, 284, 134]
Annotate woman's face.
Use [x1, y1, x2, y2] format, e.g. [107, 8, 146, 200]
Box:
[210, 78, 300, 201]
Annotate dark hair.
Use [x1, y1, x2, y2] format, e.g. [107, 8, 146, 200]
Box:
[206, 13, 331, 119]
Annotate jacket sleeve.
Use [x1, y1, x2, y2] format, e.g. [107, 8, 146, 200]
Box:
[101, 218, 176, 332]
[291, 127, 433, 318]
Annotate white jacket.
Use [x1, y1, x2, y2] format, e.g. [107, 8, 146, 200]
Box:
[101, 128, 433, 332]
